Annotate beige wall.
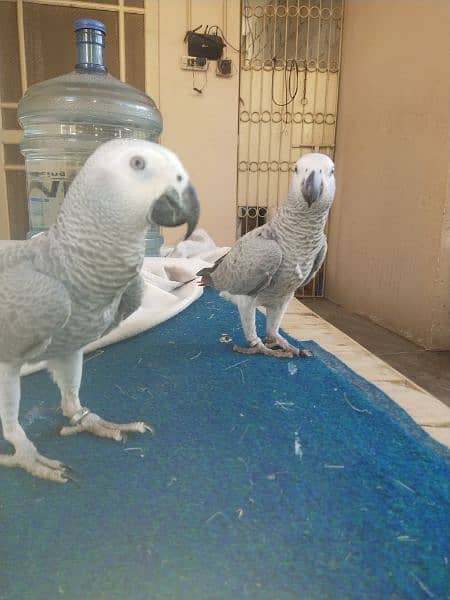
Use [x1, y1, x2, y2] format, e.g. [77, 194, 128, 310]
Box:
[155, 0, 240, 247]
[327, 0, 449, 349]
[0, 0, 240, 247]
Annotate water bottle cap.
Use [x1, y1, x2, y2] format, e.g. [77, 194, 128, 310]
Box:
[74, 19, 106, 34]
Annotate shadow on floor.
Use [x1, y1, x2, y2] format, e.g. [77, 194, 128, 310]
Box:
[301, 298, 450, 407]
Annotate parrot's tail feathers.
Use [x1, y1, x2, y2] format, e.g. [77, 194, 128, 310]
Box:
[196, 251, 229, 288]
[196, 267, 214, 288]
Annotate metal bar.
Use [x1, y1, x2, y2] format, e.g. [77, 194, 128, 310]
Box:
[118, 0, 126, 81]
[0, 131, 10, 238]
[0, 131, 23, 144]
[20, 0, 144, 14]
[296, 0, 311, 158]
[145, 0, 160, 105]
[4, 165, 26, 172]
[321, 0, 334, 146]
[310, 0, 322, 166]
[331, 0, 344, 157]
[287, 1, 300, 164]
[17, 0, 27, 93]
[243, 8, 255, 231]
[254, 8, 265, 213]
[292, 141, 336, 149]
[291, 143, 335, 149]
[0, 0, 28, 239]
[264, 6, 277, 214]
[234, 0, 243, 239]
[275, 5, 290, 209]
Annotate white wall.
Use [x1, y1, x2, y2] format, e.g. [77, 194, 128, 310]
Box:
[327, 0, 449, 349]
[154, 0, 241, 246]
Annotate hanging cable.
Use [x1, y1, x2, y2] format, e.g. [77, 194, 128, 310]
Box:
[206, 24, 240, 53]
[271, 57, 299, 107]
[192, 68, 208, 94]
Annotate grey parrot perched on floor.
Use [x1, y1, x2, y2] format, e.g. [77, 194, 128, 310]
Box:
[0, 139, 199, 482]
[197, 153, 335, 358]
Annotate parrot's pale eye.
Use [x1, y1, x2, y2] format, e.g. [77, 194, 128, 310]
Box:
[177, 174, 183, 182]
[331, 167, 335, 175]
[294, 166, 298, 174]
[130, 156, 146, 171]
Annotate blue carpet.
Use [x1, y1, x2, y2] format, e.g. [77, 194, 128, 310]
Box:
[0, 289, 449, 600]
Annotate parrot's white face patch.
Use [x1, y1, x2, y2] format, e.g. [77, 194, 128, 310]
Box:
[89, 139, 188, 197]
[291, 152, 336, 210]
[82, 138, 197, 235]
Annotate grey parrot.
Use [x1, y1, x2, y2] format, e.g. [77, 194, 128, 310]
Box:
[0, 139, 199, 482]
[197, 153, 335, 358]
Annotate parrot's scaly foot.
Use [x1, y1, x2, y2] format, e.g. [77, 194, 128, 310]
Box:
[60, 407, 154, 441]
[264, 335, 314, 358]
[0, 439, 71, 483]
[233, 341, 293, 358]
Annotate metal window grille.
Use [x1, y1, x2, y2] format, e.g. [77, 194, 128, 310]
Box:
[238, 0, 344, 297]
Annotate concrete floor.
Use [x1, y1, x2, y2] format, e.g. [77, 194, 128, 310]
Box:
[302, 298, 450, 407]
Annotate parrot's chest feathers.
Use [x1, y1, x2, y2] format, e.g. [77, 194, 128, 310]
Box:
[38, 241, 141, 357]
[281, 232, 323, 265]
[277, 255, 314, 290]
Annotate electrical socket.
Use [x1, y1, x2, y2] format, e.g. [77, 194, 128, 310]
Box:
[180, 56, 208, 71]
[216, 58, 233, 77]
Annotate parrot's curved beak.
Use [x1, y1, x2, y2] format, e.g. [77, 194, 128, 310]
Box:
[301, 170, 323, 207]
[150, 184, 200, 239]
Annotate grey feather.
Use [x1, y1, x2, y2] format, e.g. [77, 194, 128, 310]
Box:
[299, 239, 327, 289]
[0, 262, 71, 363]
[198, 224, 282, 296]
[0, 139, 199, 481]
[105, 274, 145, 333]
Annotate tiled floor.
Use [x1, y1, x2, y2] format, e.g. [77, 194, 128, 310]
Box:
[302, 298, 450, 406]
[277, 298, 450, 448]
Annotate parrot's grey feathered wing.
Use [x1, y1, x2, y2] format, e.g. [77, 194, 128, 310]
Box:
[197, 225, 283, 296]
[0, 260, 71, 363]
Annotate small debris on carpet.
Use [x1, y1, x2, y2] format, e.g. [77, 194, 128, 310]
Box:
[294, 430, 303, 458]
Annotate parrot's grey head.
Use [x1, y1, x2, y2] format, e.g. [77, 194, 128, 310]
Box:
[84, 139, 200, 239]
[291, 153, 335, 210]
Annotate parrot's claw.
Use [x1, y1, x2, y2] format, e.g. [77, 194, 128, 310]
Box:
[233, 341, 294, 358]
[264, 335, 314, 358]
[0, 440, 71, 483]
[60, 408, 154, 441]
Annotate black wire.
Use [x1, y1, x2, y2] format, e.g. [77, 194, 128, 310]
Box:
[243, 14, 256, 57]
[192, 68, 208, 94]
[207, 24, 240, 53]
[271, 58, 299, 107]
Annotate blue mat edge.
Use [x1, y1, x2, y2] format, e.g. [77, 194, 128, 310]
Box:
[115, 291, 450, 462]
[298, 339, 450, 461]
